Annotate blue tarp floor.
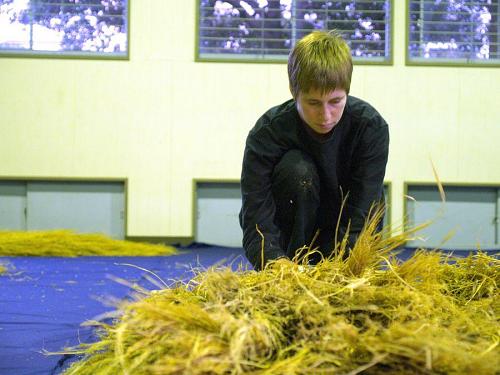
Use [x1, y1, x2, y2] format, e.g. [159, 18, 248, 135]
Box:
[0, 245, 494, 374]
[0, 245, 249, 375]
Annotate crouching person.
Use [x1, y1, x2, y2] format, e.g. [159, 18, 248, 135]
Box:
[240, 30, 389, 270]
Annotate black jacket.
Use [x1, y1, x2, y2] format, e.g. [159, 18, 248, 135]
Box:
[240, 96, 389, 269]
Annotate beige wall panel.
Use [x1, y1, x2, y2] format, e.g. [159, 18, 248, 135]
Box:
[0, 60, 77, 175]
[0, 1, 499, 238]
[149, 0, 196, 62]
[456, 71, 500, 181]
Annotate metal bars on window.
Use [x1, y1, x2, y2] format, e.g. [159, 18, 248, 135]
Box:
[197, 0, 392, 64]
[407, 0, 499, 66]
[0, 0, 128, 59]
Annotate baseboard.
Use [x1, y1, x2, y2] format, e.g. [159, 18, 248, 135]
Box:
[126, 236, 194, 246]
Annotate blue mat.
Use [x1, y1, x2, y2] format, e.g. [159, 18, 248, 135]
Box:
[0, 246, 495, 374]
[0, 246, 249, 375]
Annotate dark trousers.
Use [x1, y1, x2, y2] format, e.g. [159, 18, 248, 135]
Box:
[271, 149, 337, 264]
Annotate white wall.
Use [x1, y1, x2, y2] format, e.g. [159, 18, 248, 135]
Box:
[0, 1, 499, 239]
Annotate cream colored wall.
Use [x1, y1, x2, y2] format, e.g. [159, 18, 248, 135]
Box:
[0, 1, 499, 238]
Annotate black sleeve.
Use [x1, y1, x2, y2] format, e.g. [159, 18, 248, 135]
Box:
[340, 116, 389, 244]
[240, 118, 288, 270]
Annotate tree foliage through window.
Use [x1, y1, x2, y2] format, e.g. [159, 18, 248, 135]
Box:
[0, 0, 128, 57]
[198, 0, 391, 62]
[408, 0, 498, 64]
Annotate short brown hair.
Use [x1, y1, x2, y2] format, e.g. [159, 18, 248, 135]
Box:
[288, 30, 353, 98]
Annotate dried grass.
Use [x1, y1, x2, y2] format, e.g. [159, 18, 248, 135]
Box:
[0, 230, 177, 256]
[57, 215, 499, 375]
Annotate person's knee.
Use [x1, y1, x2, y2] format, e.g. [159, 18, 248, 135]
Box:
[293, 160, 318, 196]
[273, 150, 319, 197]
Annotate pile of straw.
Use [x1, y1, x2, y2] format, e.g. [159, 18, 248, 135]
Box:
[0, 230, 177, 256]
[59, 218, 499, 374]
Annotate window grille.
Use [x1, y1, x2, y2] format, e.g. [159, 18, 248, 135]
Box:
[197, 0, 392, 64]
[408, 0, 499, 66]
[0, 0, 128, 58]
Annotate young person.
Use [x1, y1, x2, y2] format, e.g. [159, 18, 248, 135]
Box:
[240, 30, 389, 270]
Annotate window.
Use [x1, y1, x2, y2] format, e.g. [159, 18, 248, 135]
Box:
[408, 0, 499, 66]
[197, 1, 392, 64]
[0, 0, 128, 58]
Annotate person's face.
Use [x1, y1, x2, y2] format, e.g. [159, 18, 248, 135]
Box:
[295, 88, 347, 134]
